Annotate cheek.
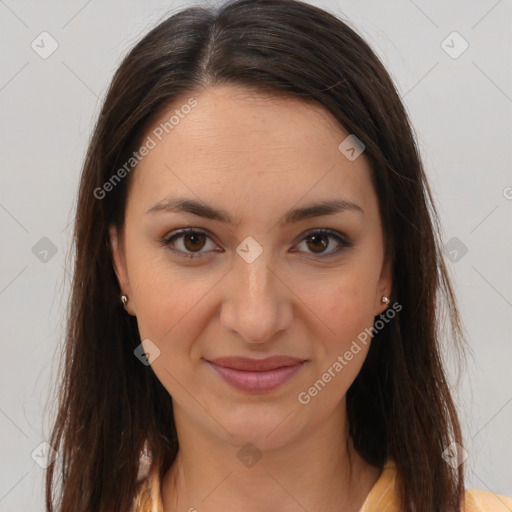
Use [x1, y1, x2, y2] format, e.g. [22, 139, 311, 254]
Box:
[131, 269, 214, 394]
[303, 275, 376, 345]
[297, 281, 376, 409]
[134, 271, 214, 345]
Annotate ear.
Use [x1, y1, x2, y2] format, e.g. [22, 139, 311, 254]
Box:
[109, 224, 136, 316]
[374, 255, 393, 316]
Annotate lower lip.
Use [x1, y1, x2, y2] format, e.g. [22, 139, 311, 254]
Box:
[206, 361, 305, 392]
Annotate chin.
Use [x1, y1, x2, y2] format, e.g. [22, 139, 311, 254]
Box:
[211, 410, 303, 452]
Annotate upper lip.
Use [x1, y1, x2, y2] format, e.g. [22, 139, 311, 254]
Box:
[206, 356, 306, 372]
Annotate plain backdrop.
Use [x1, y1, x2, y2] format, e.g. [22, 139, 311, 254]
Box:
[0, 0, 511, 510]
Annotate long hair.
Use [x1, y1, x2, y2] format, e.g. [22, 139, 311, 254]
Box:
[45, 1, 468, 510]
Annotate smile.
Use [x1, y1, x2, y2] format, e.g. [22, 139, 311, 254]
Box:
[205, 360, 306, 393]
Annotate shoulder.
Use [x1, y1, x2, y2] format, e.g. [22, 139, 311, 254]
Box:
[463, 488, 512, 512]
[362, 458, 512, 512]
[131, 443, 164, 512]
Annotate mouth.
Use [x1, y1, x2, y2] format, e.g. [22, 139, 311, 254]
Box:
[204, 356, 307, 393]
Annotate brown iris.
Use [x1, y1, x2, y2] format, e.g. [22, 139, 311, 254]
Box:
[306, 234, 328, 253]
[183, 232, 207, 252]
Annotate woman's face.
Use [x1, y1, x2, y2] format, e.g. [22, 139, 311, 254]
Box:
[110, 84, 391, 449]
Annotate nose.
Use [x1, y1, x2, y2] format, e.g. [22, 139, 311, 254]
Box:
[219, 246, 294, 344]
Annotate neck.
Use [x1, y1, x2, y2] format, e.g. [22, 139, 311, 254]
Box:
[161, 400, 382, 512]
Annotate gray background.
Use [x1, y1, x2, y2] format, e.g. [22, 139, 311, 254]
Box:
[0, 0, 511, 510]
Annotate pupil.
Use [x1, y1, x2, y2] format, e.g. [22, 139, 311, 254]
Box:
[309, 235, 327, 253]
[185, 233, 205, 251]
[182, 233, 329, 254]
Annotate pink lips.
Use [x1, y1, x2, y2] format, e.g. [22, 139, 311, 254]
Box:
[206, 356, 306, 393]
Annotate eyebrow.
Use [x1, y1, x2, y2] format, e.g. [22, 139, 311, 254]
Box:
[146, 197, 365, 224]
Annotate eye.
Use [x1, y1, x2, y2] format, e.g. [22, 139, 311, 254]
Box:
[160, 227, 353, 260]
[292, 229, 353, 258]
[160, 228, 221, 259]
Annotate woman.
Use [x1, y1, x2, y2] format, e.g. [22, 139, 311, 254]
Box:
[45, 0, 512, 511]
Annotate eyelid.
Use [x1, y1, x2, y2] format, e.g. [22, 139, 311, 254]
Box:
[294, 228, 352, 246]
[159, 227, 220, 259]
[160, 227, 353, 259]
[291, 228, 353, 257]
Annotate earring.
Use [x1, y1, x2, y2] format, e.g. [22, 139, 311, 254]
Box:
[381, 296, 390, 305]
[121, 295, 128, 309]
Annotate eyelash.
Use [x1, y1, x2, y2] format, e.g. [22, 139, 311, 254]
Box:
[159, 228, 354, 260]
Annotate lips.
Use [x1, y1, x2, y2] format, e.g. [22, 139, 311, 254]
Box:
[206, 355, 305, 372]
[205, 356, 307, 393]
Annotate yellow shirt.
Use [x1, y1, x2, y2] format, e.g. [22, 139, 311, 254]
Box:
[132, 457, 512, 512]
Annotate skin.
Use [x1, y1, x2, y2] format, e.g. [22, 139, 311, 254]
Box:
[110, 84, 392, 512]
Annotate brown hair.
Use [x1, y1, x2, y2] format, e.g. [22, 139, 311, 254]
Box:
[46, 0, 468, 510]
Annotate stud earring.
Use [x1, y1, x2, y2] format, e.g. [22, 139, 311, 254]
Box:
[121, 295, 128, 309]
[381, 296, 390, 305]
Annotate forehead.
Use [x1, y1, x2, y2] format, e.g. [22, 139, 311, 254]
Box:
[145, 85, 349, 158]
[128, 84, 376, 221]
